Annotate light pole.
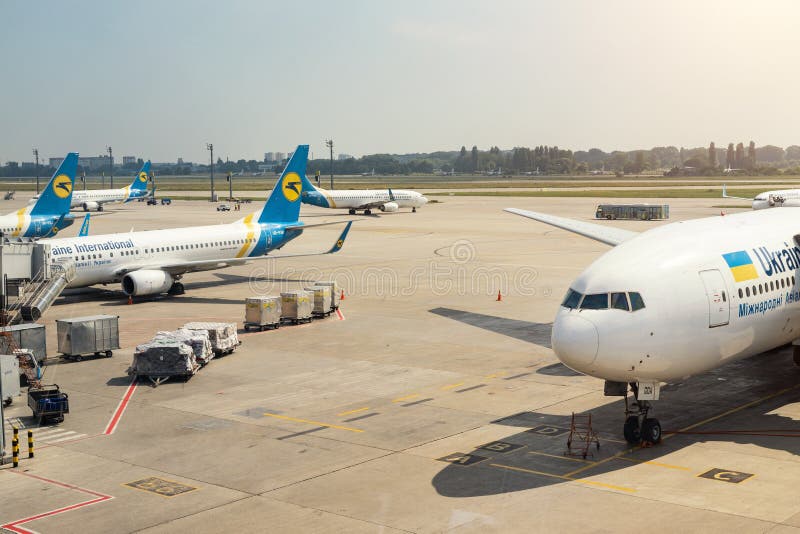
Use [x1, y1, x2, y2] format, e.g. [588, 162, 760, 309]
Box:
[325, 139, 334, 189]
[206, 143, 216, 201]
[107, 146, 113, 188]
[227, 172, 233, 201]
[32, 148, 39, 193]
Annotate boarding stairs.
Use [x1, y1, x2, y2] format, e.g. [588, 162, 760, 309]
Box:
[6, 261, 76, 324]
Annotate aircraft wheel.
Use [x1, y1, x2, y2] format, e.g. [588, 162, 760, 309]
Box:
[365, 209, 372, 215]
[348, 209, 356, 215]
[169, 282, 185, 295]
[412, 207, 417, 213]
[98, 205, 104, 212]
[623, 416, 641, 444]
[641, 418, 662, 443]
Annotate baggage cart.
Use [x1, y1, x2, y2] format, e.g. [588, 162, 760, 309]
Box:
[56, 315, 120, 362]
[280, 290, 312, 324]
[305, 286, 332, 317]
[244, 296, 281, 331]
[28, 384, 69, 424]
[183, 322, 240, 356]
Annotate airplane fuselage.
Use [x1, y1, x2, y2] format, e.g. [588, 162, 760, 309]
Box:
[303, 188, 428, 210]
[553, 208, 800, 383]
[752, 189, 800, 209]
[41, 214, 301, 288]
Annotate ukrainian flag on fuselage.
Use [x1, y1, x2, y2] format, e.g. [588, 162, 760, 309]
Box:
[722, 250, 759, 282]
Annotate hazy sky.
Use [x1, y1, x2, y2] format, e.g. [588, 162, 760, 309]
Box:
[3, 0, 800, 163]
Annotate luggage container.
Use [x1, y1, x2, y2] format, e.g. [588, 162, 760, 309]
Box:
[128, 342, 199, 387]
[280, 290, 312, 324]
[305, 286, 332, 317]
[244, 296, 282, 331]
[0, 324, 46, 364]
[56, 315, 120, 362]
[314, 281, 340, 310]
[1, 354, 20, 406]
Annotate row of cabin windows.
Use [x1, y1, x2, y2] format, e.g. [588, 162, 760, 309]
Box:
[737, 275, 795, 298]
[562, 289, 646, 312]
[72, 237, 255, 262]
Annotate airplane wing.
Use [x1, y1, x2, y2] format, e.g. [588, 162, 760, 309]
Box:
[722, 184, 754, 201]
[114, 222, 354, 277]
[504, 208, 638, 246]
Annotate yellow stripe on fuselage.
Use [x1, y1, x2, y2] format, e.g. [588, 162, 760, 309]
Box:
[730, 264, 758, 282]
[12, 208, 26, 237]
[235, 213, 255, 258]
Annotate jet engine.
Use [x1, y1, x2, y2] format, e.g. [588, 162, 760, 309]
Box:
[380, 202, 399, 213]
[122, 270, 174, 296]
[82, 201, 100, 212]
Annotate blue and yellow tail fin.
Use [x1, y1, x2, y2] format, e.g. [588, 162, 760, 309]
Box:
[257, 145, 308, 224]
[129, 161, 151, 191]
[30, 152, 78, 216]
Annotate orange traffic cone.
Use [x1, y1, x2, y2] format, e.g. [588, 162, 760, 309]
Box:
[720, 211, 725, 216]
[127, 296, 133, 305]
[340, 289, 345, 301]
[496, 290, 502, 302]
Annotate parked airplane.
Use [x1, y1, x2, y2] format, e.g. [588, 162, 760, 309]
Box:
[722, 184, 800, 209]
[0, 153, 78, 238]
[33, 161, 151, 212]
[506, 206, 800, 444]
[298, 173, 428, 214]
[42, 146, 352, 297]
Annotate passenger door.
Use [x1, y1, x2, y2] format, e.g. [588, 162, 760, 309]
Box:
[699, 269, 730, 327]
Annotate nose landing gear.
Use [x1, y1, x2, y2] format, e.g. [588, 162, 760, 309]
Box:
[623, 382, 662, 445]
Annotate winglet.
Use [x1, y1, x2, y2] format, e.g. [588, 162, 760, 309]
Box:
[78, 213, 91, 236]
[327, 221, 353, 253]
[722, 184, 728, 198]
[389, 188, 396, 202]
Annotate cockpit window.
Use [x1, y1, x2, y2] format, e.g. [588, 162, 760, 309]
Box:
[629, 292, 645, 311]
[610, 292, 629, 311]
[580, 293, 609, 310]
[562, 289, 582, 309]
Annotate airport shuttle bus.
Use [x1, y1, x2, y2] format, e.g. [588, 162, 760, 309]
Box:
[595, 204, 669, 221]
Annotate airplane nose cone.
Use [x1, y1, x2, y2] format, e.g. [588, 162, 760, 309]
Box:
[420, 196, 429, 205]
[551, 314, 599, 370]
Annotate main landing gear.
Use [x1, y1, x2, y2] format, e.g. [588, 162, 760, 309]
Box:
[364, 209, 372, 215]
[412, 207, 417, 213]
[348, 209, 356, 215]
[623, 382, 662, 445]
[168, 281, 185, 295]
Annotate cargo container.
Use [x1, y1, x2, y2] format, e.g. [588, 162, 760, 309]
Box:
[56, 315, 120, 361]
[244, 296, 282, 331]
[280, 290, 312, 324]
[305, 286, 332, 317]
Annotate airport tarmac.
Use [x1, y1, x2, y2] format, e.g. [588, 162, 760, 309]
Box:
[1, 195, 799, 533]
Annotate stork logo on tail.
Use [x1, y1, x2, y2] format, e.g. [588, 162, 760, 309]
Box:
[52, 174, 73, 198]
[282, 172, 302, 202]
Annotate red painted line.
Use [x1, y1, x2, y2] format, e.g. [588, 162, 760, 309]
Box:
[1, 472, 113, 533]
[336, 309, 345, 321]
[104, 377, 137, 435]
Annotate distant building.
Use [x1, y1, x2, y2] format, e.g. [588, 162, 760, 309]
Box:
[21, 162, 35, 169]
[264, 152, 276, 162]
[287, 151, 294, 160]
[274, 152, 285, 162]
[338, 153, 353, 160]
[122, 156, 136, 165]
[49, 155, 111, 170]
[177, 158, 184, 165]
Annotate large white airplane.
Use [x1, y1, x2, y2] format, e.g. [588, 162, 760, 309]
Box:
[722, 183, 800, 209]
[33, 161, 151, 212]
[506, 206, 800, 445]
[299, 173, 428, 215]
[41, 145, 352, 297]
